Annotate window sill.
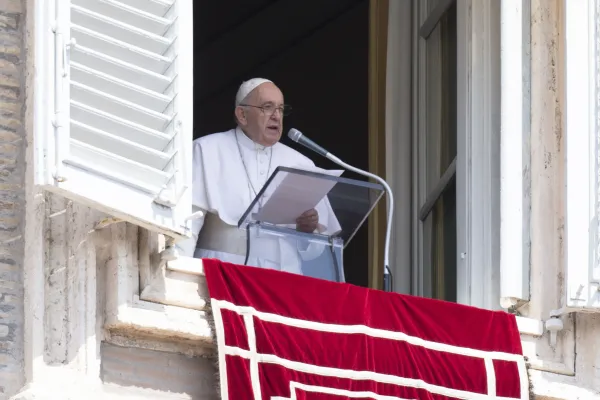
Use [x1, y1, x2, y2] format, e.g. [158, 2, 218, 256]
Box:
[139, 255, 545, 341]
[139, 257, 208, 311]
[105, 295, 213, 343]
[515, 315, 544, 337]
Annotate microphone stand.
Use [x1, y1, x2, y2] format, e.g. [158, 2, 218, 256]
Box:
[325, 153, 394, 292]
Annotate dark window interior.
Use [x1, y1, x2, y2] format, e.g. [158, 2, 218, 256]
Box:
[193, 0, 370, 287]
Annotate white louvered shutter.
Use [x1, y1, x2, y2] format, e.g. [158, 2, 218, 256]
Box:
[564, 0, 600, 311]
[40, 0, 193, 238]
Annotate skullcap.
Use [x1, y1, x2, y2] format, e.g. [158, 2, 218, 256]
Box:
[235, 78, 273, 106]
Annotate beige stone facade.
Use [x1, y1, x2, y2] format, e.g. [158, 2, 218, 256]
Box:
[0, 0, 26, 396]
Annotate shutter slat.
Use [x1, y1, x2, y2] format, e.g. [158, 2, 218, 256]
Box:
[71, 46, 173, 93]
[71, 81, 172, 131]
[115, 0, 174, 17]
[71, 24, 172, 74]
[67, 140, 170, 193]
[71, 101, 172, 150]
[71, 63, 172, 112]
[68, 0, 178, 178]
[71, 5, 172, 54]
[72, 0, 173, 35]
[71, 120, 173, 169]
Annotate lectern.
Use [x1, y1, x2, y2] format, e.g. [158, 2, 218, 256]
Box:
[238, 166, 385, 282]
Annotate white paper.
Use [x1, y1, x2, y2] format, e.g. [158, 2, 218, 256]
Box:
[252, 166, 343, 225]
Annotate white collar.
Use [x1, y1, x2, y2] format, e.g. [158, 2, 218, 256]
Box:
[235, 127, 272, 152]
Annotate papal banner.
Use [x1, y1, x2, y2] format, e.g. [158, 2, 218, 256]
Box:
[203, 259, 529, 400]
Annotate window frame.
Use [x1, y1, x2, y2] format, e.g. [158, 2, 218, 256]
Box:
[419, 0, 458, 302]
[412, 0, 459, 301]
[408, 0, 501, 308]
[455, 0, 502, 309]
[564, 0, 600, 311]
[499, 0, 532, 308]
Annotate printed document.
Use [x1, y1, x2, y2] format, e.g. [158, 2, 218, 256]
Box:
[252, 166, 343, 225]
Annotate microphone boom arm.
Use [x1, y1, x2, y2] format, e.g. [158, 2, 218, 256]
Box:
[287, 128, 394, 291]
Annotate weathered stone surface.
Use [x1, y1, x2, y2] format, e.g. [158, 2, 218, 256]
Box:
[0, 1, 24, 399]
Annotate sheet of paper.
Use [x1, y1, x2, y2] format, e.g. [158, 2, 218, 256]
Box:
[252, 166, 343, 225]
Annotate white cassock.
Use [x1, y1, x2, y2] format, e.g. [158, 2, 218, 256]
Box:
[177, 127, 342, 276]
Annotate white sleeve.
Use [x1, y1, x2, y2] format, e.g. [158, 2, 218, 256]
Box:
[297, 241, 323, 261]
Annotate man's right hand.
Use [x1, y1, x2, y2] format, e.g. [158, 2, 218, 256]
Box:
[296, 208, 319, 233]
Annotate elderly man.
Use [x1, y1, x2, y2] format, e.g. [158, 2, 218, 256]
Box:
[177, 78, 341, 275]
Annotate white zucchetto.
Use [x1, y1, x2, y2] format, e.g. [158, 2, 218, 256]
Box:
[235, 78, 273, 106]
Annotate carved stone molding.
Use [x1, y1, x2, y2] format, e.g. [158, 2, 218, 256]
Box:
[103, 224, 214, 353]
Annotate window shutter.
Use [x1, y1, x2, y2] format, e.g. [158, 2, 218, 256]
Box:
[564, 0, 600, 310]
[37, 0, 193, 238]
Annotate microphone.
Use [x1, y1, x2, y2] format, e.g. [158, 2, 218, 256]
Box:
[287, 128, 395, 292]
[288, 128, 329, 158]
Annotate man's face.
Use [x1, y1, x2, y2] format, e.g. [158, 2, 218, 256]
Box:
[238, 83, 284, 147]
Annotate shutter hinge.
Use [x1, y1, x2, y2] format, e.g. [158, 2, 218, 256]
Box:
[180, 210, 205, 231]
[62, 38, 77, 78]
[51, 115, 67, 183]
[154, 184, 188, 208]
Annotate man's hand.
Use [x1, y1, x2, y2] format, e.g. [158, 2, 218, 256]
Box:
[296, 209, 319, 233]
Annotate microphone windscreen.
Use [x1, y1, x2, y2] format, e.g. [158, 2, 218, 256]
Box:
[287, 128, 302, 142]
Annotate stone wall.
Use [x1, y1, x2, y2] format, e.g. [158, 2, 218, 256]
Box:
[101, 343, 216, 399]
[13, 193, 218, 399]
[0, 0, 25, 397]
[525, 1, 600, 398]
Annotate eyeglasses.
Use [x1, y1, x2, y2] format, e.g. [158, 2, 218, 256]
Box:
[239, 103, 292, 117]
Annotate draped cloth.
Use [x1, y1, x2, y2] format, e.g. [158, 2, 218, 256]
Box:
[177, 128, 341, 276]
[204, 259, 530, 400]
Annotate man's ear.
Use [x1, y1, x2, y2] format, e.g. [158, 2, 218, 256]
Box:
[234, 106, 247, 125]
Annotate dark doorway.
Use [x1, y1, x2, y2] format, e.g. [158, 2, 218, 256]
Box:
[193, 0, 370, 287]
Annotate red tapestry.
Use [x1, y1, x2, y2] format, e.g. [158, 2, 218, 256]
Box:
[203, 259, 528, 400]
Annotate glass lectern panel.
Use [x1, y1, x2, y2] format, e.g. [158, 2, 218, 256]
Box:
[238, 166, 385, 247]
[236, 167, 384, 283]
[244, 222, 345, 283]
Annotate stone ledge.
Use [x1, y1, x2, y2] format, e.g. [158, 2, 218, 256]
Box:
[104, 331, 215, 358]
[166, 256, 205, 276]
[530, 370, 600, 400]
[139, 257, 208, 311]
[11, 376, 206, 400]
[516, 316, 544, 337]
[105, 295, 214, 346]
